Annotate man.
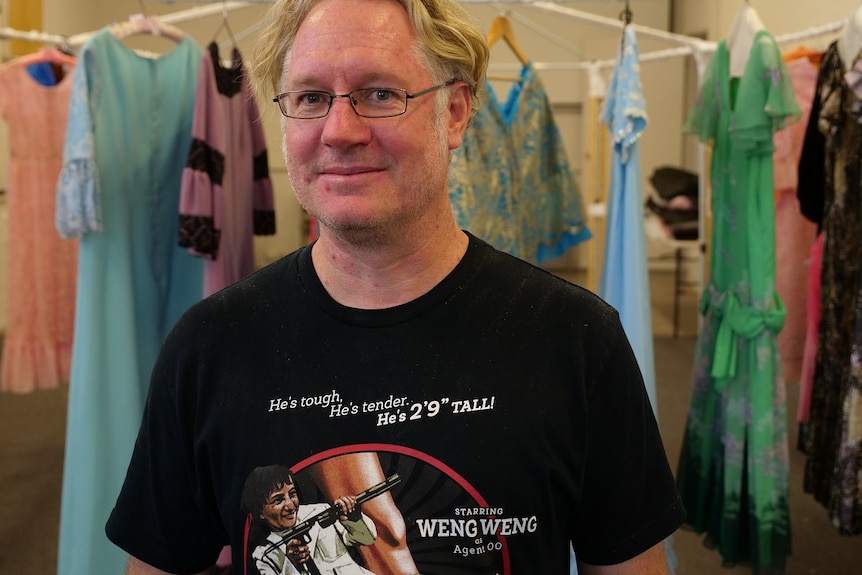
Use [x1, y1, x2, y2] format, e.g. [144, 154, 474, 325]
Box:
[242, 465, 377, 575]
[106, 1, 685, 574]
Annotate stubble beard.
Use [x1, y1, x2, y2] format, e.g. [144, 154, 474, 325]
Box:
[283, 112, 451, 250]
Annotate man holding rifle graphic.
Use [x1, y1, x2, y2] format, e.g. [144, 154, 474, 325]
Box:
[242, 466, 400, 575]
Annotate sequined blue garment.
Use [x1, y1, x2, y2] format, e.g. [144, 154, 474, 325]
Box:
[449, 64, 590, 264]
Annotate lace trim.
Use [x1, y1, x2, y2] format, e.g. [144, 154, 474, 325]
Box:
[178, 214, 220, 259]
[254, 210, 276, 236]
[186, 138, 225, 186]
[254, 150, 270, 181]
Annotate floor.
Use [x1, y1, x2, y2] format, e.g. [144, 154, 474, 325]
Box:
[0, 269, 860, 574]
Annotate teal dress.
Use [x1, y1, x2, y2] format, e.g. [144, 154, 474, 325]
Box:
[56, 29, 203, 575]
[676, 30, 800, 573]
[449, 64, 590, 264]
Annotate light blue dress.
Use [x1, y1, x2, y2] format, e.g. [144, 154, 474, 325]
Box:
[56, 28, 203, 575]
[449, 64, 590, 264]
[599, 26, 657, 414]
[599, 27, 678, 575]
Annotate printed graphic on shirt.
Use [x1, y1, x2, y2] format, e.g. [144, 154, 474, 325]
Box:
[241, 447, 536, 575]
[266, 388, 496, 428]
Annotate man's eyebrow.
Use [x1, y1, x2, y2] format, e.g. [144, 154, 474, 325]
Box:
[286, 74, 402, 90]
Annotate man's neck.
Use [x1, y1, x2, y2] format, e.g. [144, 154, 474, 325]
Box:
[311, 224, 469, 310]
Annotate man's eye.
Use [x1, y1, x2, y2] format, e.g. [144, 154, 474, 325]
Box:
[371, 89, 394, 101]
[297, 92, 326, 106]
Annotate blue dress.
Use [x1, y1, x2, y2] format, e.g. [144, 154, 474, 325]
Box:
[449, 64, 590, 264]
[599, 27, 657, 414]
[56, 28, 203, 575]
[599, 27, 679, 575]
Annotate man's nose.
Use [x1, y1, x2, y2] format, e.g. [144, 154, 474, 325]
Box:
[321, 96, 372, 146]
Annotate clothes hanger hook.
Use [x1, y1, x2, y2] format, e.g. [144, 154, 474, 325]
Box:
[620, 1, 633, 26]
[137, 0, 148, 18]
[216, 0, 237, 49]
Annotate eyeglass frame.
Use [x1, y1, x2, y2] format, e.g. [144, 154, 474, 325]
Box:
[273, 78, 458, 119]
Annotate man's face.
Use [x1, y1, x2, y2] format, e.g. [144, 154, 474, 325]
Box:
[260, 481, 300, 531]
[281, 0, 466, 241]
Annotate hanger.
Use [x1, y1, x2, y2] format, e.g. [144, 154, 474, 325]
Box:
[110, 15, 185, 43]
[486, 12, 529, 66]
[19, 43, 77, 85]
[726, 1, 765, 77]
[110, 3, 184, 44]
[210, 1, 237, 49]
[620, 0, 633, 27]
[782, 45, 822, 66]
[838, 2, 862, 70]
[24, 44, 77, 66]
[618, 0, 633, 52]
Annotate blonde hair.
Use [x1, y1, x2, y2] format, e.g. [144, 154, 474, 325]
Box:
[249, 0, 489, 118]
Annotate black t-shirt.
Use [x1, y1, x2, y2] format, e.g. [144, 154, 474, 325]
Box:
[106, 233, 685, 574]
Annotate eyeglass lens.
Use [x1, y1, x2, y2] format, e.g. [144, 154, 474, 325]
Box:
[282, 88, 408, 118]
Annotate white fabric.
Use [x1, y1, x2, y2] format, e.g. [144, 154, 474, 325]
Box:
[727, 5, 766, 77]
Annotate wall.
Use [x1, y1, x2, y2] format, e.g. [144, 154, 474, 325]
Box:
[674, 0, 857, 44]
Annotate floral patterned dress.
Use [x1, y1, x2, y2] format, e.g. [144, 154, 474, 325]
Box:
[801, 42, 862, 535]
[676, 30, 800, 573]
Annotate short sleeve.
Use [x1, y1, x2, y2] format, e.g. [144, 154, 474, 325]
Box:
[734, 33, 801, 154]
[570, 311, 685, 564]
[683, 44, 722, 144]
[601, 26, 648, 162]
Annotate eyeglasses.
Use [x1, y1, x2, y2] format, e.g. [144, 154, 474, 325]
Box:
[273, 78, 457, 119]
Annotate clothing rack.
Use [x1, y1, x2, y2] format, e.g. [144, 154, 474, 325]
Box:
[476, 2, 848, 295]
[67, 1, 257, 47]
[6, 0, 852, 296]
[119, 1, 846, 73]
[0, 27, 68, 46]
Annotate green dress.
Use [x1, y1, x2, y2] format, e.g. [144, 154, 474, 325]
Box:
[676, 30, 800, 574]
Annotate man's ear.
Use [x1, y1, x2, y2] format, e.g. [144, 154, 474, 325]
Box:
[446, 83, 472, 151]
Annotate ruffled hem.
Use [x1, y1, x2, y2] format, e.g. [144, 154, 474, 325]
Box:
[0, 339, 73, 394]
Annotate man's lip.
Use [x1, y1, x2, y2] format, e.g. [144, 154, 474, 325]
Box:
[319, 166, 381, 175]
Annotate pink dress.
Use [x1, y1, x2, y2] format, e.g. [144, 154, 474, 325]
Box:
[179, 43, 275, 297]
[772, 56, 818, 384]
[797, 232, 823, 425]
[0, 50, 78, 393]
